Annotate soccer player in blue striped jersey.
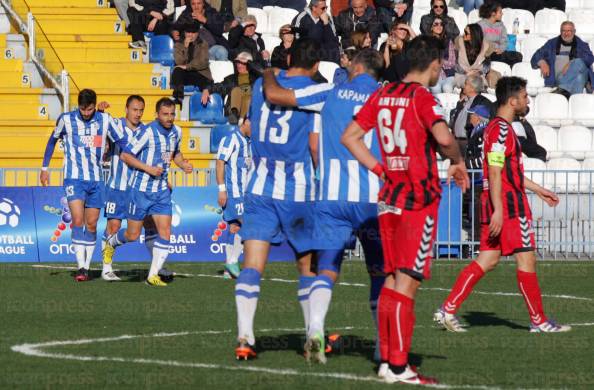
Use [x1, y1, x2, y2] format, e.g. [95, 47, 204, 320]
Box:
[216, 120, 252, 279]
[263, 49, 386, 363]
[234, 38, 322, 360]
[101, 95, 161, 281]
[40, 89, 158, 282]
[104, 98, 193, 287]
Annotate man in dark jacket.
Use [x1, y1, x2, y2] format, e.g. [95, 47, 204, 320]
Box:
[374, 0, 412, 31]
[334, 0, 382, 49]
[228, 14, 269, 67]
[127, 0, 174, 51]
[292, 0, 340, 63]
[531, 21, 594, 98]
[172, 0, 229, 60]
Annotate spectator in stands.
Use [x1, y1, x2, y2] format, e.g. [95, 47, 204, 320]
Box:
[380, 22, 414, 83]
[171, 23, 213, 105]
[531, 21, 594, 99]
[334, 0, 382, 50]
[428, 16, 457, 94]
[478, 1, 522, 67]
[208, 0, 247, 30]
[450, 74, 494, 148]
[333, 48, 357, 84]
[374, 0, 413, 28]
[113, 0, 130, 26]
[512, 111, 548, 162]
[292, 0, 340, 63]
[172, 0, 230, 60]
[228, 15, 269, 67]
[454, 23, 491, 88]
[127, 0, 175, 52]
[420, 0, 460, 41]
[465, 104, 491, 169]
[351, 30, 372, 50]
[271, 25, 295, 69]
[210, 52, 260, 124]
[456, 0, 484, 15]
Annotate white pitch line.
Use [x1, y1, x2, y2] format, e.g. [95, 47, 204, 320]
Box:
[29, 265, 592, 301]
[567, 322, 594, 326]
[11, 328, 518, 390]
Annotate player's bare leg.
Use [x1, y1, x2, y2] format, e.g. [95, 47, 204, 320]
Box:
[515, 251, 571, 332]
[101, 218, 122, 280]
[435, 250, 500, 332]
[234, 240, 270, 360]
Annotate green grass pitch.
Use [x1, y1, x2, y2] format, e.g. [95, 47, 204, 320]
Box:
[1, 260, 593, 389]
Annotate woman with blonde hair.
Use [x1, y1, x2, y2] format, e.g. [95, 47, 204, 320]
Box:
[271, 24, 295, 69]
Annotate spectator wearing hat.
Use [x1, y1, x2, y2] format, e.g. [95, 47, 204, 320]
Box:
[171, 23, 213, 105]
[172, 0, 230, 60]
[210, 51, 261, 124]
[127, 0, 174, 52]
[228, 15, 269, 67]
[271, 24, 295, 69]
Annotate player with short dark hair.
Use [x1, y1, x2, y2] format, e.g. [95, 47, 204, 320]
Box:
[103, 97, 194, 287]
[40, 89, 158, 282]
[434, 76, 572, 333]
[342, 35, 469, 384]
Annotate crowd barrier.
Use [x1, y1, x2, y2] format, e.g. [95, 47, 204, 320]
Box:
[1, 168, 593, 262]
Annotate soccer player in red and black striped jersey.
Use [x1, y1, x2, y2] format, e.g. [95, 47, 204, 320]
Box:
[342, 36, 469, 385]
[434, 77, 572, 334]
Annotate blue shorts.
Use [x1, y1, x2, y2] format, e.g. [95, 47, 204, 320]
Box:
[104, 187, 129, 220]
[63, 179, 104, 209]
[223, 197, 244, 225]
[314, 201, 383, 275]
[241, 194, 314, 253]
[127, 188, 172, 221]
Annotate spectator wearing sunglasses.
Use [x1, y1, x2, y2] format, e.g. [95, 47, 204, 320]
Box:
[292, 0, 340, 63]
[228, 14, 269, 67]
[271, 24, 295, 69]
[426, 16, 457, 93]
[420, 0, 460, 41]
[334, 0, 382, 50]
[379, 22, 415, 82]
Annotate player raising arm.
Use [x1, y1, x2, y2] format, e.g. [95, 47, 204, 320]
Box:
[103, 98, 193, 286]
[40, 89, 161, 282]
[341, 36, 469, 384]
[434, 77, 571, 333]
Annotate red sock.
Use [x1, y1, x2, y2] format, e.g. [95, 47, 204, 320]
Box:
[389, 291, 414, 367]
[517, 270, 547, 325]
[443, 261, 485, 314]
[377, 287, 396, 362]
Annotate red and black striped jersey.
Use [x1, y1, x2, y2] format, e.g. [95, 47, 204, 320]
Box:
[355, 82, 446, 211]
[481, 117, 532, 222]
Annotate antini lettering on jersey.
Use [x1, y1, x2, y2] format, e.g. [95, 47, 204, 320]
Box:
[378, 97, 410, 107]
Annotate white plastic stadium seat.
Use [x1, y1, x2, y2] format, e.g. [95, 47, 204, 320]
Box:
[410, 7, 428, 35]
[534, 93, 571, 127]
[247, 7, 269, 34]
[481, 93, 496, 103]
[568, 9, 594, 37]
[580, 158, 594, 191]
[261, 34, 281, 52]
[523, 157, 547, 186]
[448, 8, 467, 37]
[582, 0, 594, 8]
[318, 61, 339, 83]
[546, 158, 581, 193]
[534, 9, 567, 36]
[267, 7, 298, 35]
[414, 0, 432, 9]
[435, 93, 458, 122]
[558, 125, 593, 160]
[533, 125, 560, 159]
[502, 8, 535, 35]
[490, 61, 512, 77]
[468, 9, 480, 24]
[520, 36, 547, 63]
[512, 62, 551, 96]
[376, 33, 388, 51]
[568, 94, 594, 127]
[565, 0, 581, 11]
[437, 158, 450, 180]
[209, 60, 234, 83]
[174, 6, 186, 22]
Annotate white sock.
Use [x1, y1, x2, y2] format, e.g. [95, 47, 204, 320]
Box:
[235, 268, 261, 346]
[73, 244, 85, 269]
[308, 275, 334, 337]
[225, 239, 233, 265]
[229, 234, 243, 264]
[84, 244, 95, 270]
[149, 238, 170, 277]
[298, 276, 315, 333]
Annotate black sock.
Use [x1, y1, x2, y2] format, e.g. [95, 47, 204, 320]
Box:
[389, 364, 406, 375]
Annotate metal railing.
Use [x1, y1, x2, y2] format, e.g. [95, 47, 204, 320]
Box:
[0, 0, 71, 111]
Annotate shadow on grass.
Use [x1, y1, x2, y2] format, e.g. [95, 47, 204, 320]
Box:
[61, 268, 189, 283]
[462, 311, 529, 330]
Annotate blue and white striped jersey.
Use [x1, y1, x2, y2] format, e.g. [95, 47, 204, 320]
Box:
[105, 118, 143, 191]
[52, 110, 127, 182]
[128, 120, 181, 193]
[295, 73, 382, 203]
[246, 71, 320, 202]
[217, 128, 251, 199]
